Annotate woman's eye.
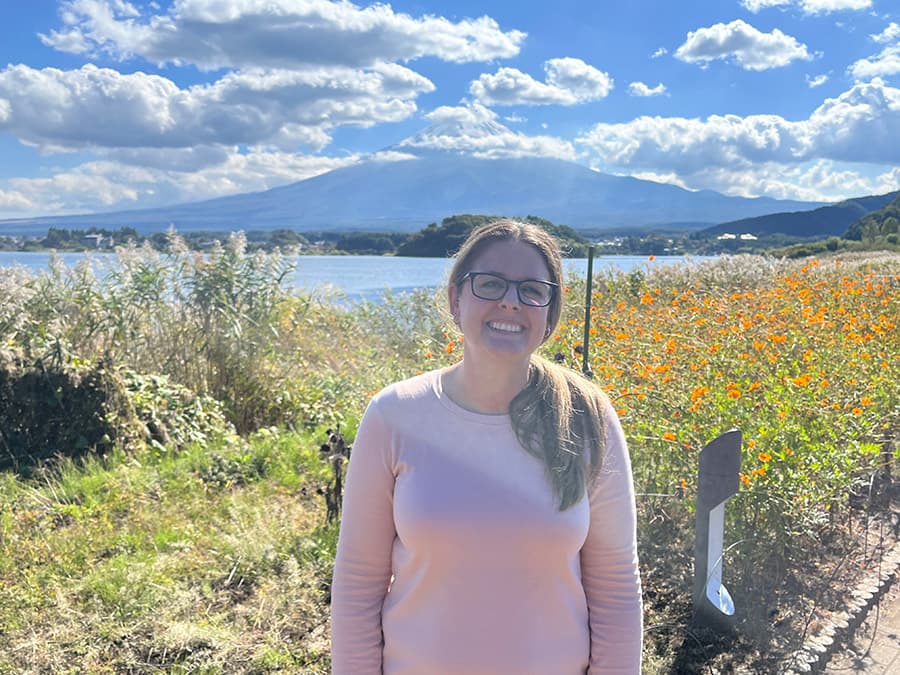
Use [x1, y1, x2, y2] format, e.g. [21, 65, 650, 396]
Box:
[520, 283, 543, 299]
[480, 279, 504, 291]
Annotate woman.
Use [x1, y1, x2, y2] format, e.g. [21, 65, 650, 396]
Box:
[331, 220, 643, 674]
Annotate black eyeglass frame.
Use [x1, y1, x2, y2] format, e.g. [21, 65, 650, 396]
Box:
[458, 272, 559, 307]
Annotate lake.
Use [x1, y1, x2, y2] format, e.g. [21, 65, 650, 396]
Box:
[0, 252, 703, 301]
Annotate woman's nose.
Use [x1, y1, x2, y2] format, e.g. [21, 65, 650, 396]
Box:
[498, 283, 520, 308]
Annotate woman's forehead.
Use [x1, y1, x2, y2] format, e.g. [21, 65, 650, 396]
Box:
[467, 239, 552, 278]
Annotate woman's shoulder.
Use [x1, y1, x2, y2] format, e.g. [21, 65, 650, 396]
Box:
[368, 368, 442, 413]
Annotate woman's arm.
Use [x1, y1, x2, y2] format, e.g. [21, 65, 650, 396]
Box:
[581, 404, 643, 674]
[331, 401, 397, 674]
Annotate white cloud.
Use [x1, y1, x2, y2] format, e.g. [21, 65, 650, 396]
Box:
[3, 171, 142, 217]
[847, 21, 900, 81]
[367, 150, 418, 163]
[576, 78, 900, 177]
[0, 188, 36, 212]
[0, 62, 433, 153]
[40, 0, 526, 70]
[727, 160, 897, 201]
[398, 103, 575, 160]
[871, 23, 900, 44]
[799, 0, 871, 13]
[740, 0, 792, 11]
[608, 160, 897, 203]
[741, 0, 872, 12]
[469, 57, 612, 106]
[0, 149, 360, 218]
[675, 20, 811, 70]
[628, 82, 667, 97]
[849, 45, 900, 80]
[504, 114, 527, 123]
[544, 58, 613, 100]
[651, 47, 668, 59]
[806, 73, 829, 87]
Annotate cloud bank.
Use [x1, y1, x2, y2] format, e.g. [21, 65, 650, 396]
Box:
[675, 20, 811, 70]
[470, 58, 613, 106]
[40, 0, 526, 69]
[577, 78, 900, 196]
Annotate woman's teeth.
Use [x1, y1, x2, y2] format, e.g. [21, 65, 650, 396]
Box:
[488, 321, 523, 333]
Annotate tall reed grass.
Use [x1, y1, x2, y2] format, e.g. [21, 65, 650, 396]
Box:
[0, 243, 897, 671]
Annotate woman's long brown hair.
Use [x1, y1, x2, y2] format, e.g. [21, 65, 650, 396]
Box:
[449, 220, 608, 510]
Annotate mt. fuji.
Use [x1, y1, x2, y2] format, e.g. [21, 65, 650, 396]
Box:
[0, 116, 823, 236]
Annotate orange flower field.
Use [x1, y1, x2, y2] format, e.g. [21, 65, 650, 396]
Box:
[423, 252, 899, 570]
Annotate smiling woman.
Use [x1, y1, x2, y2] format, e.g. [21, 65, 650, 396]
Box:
[331, 220, 643, 674]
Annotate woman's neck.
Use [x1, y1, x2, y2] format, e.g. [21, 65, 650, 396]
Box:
[442, 358, 531, 414]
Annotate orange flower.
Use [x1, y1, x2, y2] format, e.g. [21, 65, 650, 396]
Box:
[740, 472, 751, 486]
[748, 381, 761, 392]
[852, 407, 863, 416]
[691, 386, 709, 402]
[758, 452, 772, 463]
[648, 255, 656, 261]
[752, 467, 767, 478]
[747, 439, 757, 449]
[424, 351, 433, 358]
[445, 342, 455, 354]
[727, 388, 742, 399]
[662, 432, 676, 442]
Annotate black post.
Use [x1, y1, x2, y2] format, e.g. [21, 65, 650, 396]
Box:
[582, 246, 594, 379]
[694, 429, 742, 630]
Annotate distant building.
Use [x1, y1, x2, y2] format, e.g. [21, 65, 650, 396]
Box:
[82, 234, 110, 248]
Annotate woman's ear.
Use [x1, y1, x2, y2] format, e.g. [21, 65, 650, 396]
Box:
[448, 284, 460, 323]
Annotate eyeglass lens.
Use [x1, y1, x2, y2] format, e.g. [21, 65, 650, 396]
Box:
[470, 273, 553, 306]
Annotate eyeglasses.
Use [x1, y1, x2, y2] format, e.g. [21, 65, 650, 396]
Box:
[460, 272, 557, 307]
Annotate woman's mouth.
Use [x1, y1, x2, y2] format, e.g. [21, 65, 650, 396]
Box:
[487, 321, 524, 333]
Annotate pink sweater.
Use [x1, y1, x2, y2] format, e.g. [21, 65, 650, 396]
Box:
[331, 369, 642, 674]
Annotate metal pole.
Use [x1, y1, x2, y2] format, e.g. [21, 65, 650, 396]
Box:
[582, 246, 594, 379]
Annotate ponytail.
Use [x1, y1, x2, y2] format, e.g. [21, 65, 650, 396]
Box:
[509, 355, 608, 510]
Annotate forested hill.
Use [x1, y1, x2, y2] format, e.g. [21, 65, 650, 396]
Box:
[845, 194, 900, 242]
[395, 214, 591, 257]
[694, 190, 900, 239]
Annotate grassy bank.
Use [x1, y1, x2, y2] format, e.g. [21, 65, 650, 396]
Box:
[0, 236, 897, 671]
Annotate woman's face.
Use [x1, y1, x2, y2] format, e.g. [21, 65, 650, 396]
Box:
[449, 239, 553, 367]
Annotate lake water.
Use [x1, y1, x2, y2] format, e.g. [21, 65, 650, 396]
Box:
[0, 251, 700, 301]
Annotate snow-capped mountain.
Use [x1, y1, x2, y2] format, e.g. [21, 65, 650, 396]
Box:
[0, 119, 823, 235]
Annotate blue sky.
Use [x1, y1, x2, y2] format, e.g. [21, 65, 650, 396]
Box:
[1, 0, 898, 220]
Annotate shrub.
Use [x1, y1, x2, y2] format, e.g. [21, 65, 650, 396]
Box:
[0, 358, 142, 475]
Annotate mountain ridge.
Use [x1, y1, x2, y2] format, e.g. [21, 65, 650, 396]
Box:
[0, 153, 825, 237]
[693, 190, 900, 239]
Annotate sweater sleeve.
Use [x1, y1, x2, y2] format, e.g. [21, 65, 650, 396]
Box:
[581, 404, 643, 674]
[331, 399, 397, 674]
